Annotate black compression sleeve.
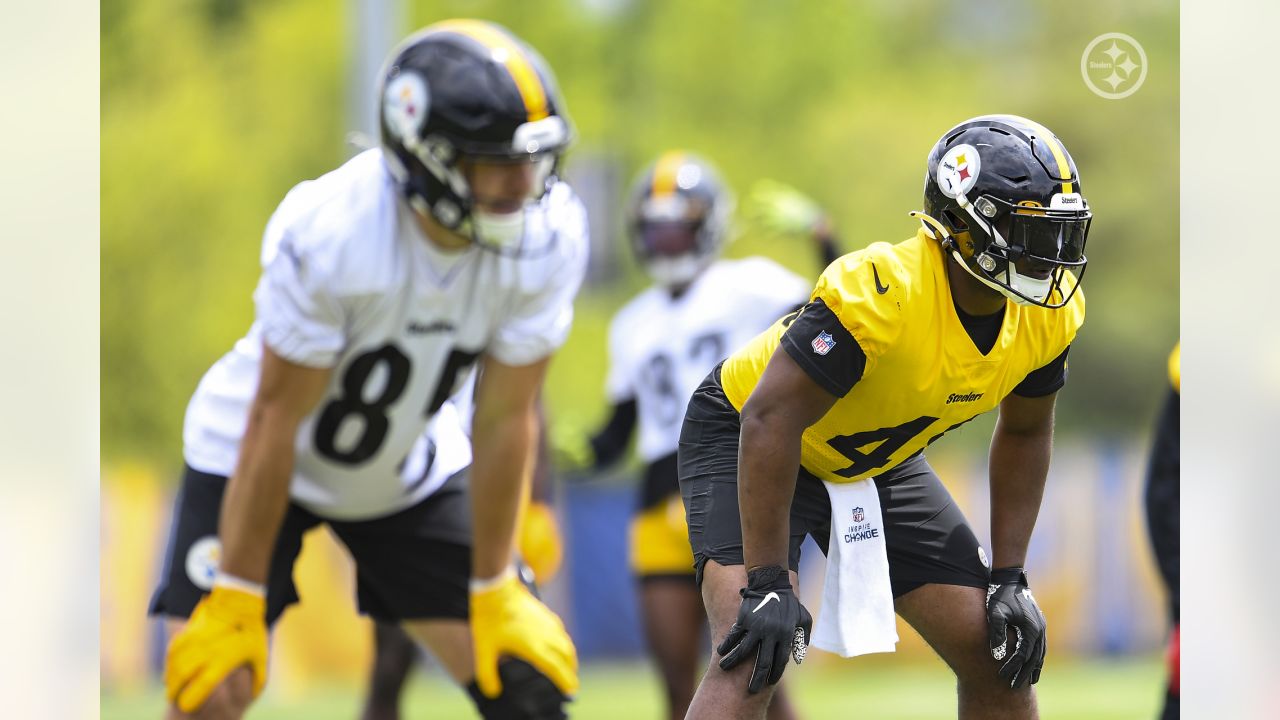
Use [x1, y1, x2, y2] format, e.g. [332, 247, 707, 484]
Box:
[778, 299, 867, 398]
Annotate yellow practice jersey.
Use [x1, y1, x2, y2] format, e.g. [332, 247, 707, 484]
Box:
[1168, 343, 1180, 393]
[721, 229, 1085, 484]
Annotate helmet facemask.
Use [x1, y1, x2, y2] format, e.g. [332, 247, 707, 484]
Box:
[632, 192, 723, 289]
[636, 219, 708, 287]
[392, 116, 570, 255]
[950, 191, 1090, 307]
[626, 153, 733, 290]
[457, 140, 565, 253]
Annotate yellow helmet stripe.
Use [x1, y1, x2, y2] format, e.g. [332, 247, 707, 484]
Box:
[1019, 118, 1073, 194]
[429, 19, 550, 122]
[651, 151, 686, 197]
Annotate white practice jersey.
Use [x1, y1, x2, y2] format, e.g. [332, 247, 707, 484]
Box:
[606, 257, 810, 462]
[183, 149, 589, 520]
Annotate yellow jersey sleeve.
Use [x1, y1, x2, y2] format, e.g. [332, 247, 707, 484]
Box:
[809, 244, 910, 377]
[720, 242, 907, 410]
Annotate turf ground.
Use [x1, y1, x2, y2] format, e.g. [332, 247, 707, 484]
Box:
[102, 655, 1162, 719]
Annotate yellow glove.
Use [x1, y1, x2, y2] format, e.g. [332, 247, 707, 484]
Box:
[549, 419, 594, 472]
[164, 585, 268, 713]
[743, 178, 826, 238]
[518, 501, 565, 583]
[470, 570, 579, 698]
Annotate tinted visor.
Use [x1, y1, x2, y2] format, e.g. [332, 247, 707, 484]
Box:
[636, 221, 701, 259]
[1008, 212, 1089, 264]
[989, 197, 1090, 266]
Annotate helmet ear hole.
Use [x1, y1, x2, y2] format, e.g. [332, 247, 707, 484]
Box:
[994, 215, 1012, 240]
[942, 209, 968, 232]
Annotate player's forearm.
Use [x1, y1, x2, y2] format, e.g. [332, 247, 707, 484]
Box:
[811, 218, 840, 268]
[988, 419, 1053, 569]
[218, 405, 299, 583]
[470, 409, 538, 579]
[586, 398, 637, 469]
[738, 409, 803, 570]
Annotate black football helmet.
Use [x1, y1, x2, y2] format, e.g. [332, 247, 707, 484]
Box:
[625, 151, 733, 288]
[378, 19, 572, 251]
[916, 115, 1090, 308]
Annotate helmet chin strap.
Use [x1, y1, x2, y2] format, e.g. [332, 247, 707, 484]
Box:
[909, 210, 1046, 306]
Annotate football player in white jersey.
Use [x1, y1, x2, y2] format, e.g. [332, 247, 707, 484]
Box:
[151, 21, 587, 720]
[558, 152, 839, 720]
[361, 374, 569, 720]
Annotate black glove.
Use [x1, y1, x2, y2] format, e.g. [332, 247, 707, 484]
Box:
[716, 565, 813, 694]
[986, 567, 1047, 689]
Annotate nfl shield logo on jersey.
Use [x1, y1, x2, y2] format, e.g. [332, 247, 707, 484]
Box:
[852, 506, 865, 523]
[811, 330, 836, 356]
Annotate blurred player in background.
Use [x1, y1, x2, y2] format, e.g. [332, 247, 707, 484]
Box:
[151, 21, 586, 720]
[1145, 344, 1179, 719]
[556, 152, 839, 720]
[679, 115, 1092, 719]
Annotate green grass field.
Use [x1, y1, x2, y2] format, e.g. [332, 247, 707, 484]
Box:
[103, 656, 1162, 719]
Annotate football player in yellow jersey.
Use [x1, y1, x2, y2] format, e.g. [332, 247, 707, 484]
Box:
[677, 115, 1091, 720]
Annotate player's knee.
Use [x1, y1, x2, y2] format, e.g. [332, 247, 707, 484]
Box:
[465, 659, 568, 720]
[173, 673, 254, 720]
[949, 652, 1004, 692]
[953, 662, 1035, 708]
[937, 640, 1020, 698]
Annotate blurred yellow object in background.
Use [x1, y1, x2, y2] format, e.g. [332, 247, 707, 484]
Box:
[519, 501, 565, 584]
[270, 528, 373, 701]
[101, 464, 167, 695]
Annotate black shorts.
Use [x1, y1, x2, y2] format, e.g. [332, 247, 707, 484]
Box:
[678, 366, 990, 597]
[149, 465, 472, 625]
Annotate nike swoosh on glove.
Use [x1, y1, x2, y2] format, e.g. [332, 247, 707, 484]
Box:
[986, 567, 1047, 689]
[716, 564, 813, 694]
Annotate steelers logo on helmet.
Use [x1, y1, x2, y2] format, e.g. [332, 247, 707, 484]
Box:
[936, 144, 981, 199]
[383, 71, 430, 143]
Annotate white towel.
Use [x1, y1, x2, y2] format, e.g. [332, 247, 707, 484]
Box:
[810, 478, 899, 657]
